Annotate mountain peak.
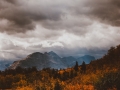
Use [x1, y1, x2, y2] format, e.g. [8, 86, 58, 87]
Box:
[30, 52, 42, 55]
[48, 51, 60, 58]
[27, 52, 43, 59]
[8, 50, 95, 70]
[44, 52, 48, 55]
[49, 51, 55, 54]
[48, 51, 57, 55]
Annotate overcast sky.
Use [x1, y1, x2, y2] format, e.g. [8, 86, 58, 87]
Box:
[0, 0, 120, 61]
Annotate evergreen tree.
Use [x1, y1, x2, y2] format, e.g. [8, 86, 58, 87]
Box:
[74, 61, 78, 71]
[81, 61, 86, 73]
[54, 81, 61, 90]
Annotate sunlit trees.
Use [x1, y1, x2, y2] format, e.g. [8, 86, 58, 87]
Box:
[1, 45, 120, 89]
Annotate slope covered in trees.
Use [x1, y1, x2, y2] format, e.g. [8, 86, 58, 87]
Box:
[0, 45, 120, 90]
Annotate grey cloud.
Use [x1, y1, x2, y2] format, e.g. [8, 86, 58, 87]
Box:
[5, 0, 16, 4]
[0, 39, 24, 51]
[0, 0, 96, 35]
[38, 0, 120, 35]
[0, 0, 63, 33]
[0, 0, 120, 64]
[40, 14, 93, 35]
[67, 0, 120, 27]
[0, 9, 34, 33]
[0, 0, 120, 34]
[86, 0, 120, 26]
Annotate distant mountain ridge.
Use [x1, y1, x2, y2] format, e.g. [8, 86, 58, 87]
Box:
[9, 51, 95, 70]
[0, 61, 13, 71]
[62, 55, 95, 67]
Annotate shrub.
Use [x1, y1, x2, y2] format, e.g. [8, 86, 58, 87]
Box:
[94, 72, 120, 90]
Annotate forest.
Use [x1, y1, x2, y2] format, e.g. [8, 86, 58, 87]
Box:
[0, 45, 120, 90]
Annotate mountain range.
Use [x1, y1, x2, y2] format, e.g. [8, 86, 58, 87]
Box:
[8, 51, 95, 70]
[0, 60, 13, 71]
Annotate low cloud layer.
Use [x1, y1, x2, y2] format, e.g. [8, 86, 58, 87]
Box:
[0, 0, 120, 61]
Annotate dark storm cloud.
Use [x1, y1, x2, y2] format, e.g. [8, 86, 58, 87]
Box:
[38, 0, 120, 35]
[0, 0, 120, 34]
[0, 0, 63, 33]
[0, 0, 120, 64]
[86, 0, 120, 26]
[0, 9, 34, 33]
[5, 0, 16, 4]
[0, 0, 34, 33]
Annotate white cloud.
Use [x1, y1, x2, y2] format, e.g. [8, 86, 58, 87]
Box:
[0, 0, 120, 60]
[0, 21, 120, 60]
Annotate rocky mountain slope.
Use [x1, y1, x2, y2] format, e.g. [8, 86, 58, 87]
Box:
[9, 51, 95, 70]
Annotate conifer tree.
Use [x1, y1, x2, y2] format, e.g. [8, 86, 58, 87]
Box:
[54, 81, 61, 90]
[81, 61, 86, 73]
[74, 61, 78, 71]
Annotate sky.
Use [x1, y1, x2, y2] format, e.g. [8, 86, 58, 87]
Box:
[0, 0, 120, 61]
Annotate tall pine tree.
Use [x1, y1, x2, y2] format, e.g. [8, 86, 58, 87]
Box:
[74, 61, 78, 71]
[81, 61, 86, 73]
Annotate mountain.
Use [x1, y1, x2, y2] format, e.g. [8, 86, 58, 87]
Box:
[61, 56, 77, 67]
[9, 51, 67, 70]
[61, 55, 95, 67]
[0, 61, 13, 71]
[77, 55, 95, 64]
[9, 51, 95, 70]
[1, 45, 120, 90]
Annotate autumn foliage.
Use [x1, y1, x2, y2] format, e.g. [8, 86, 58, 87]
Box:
[0, 45, 120, 90]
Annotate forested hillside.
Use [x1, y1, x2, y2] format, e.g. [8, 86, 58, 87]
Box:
[0, 45, 120, 90]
